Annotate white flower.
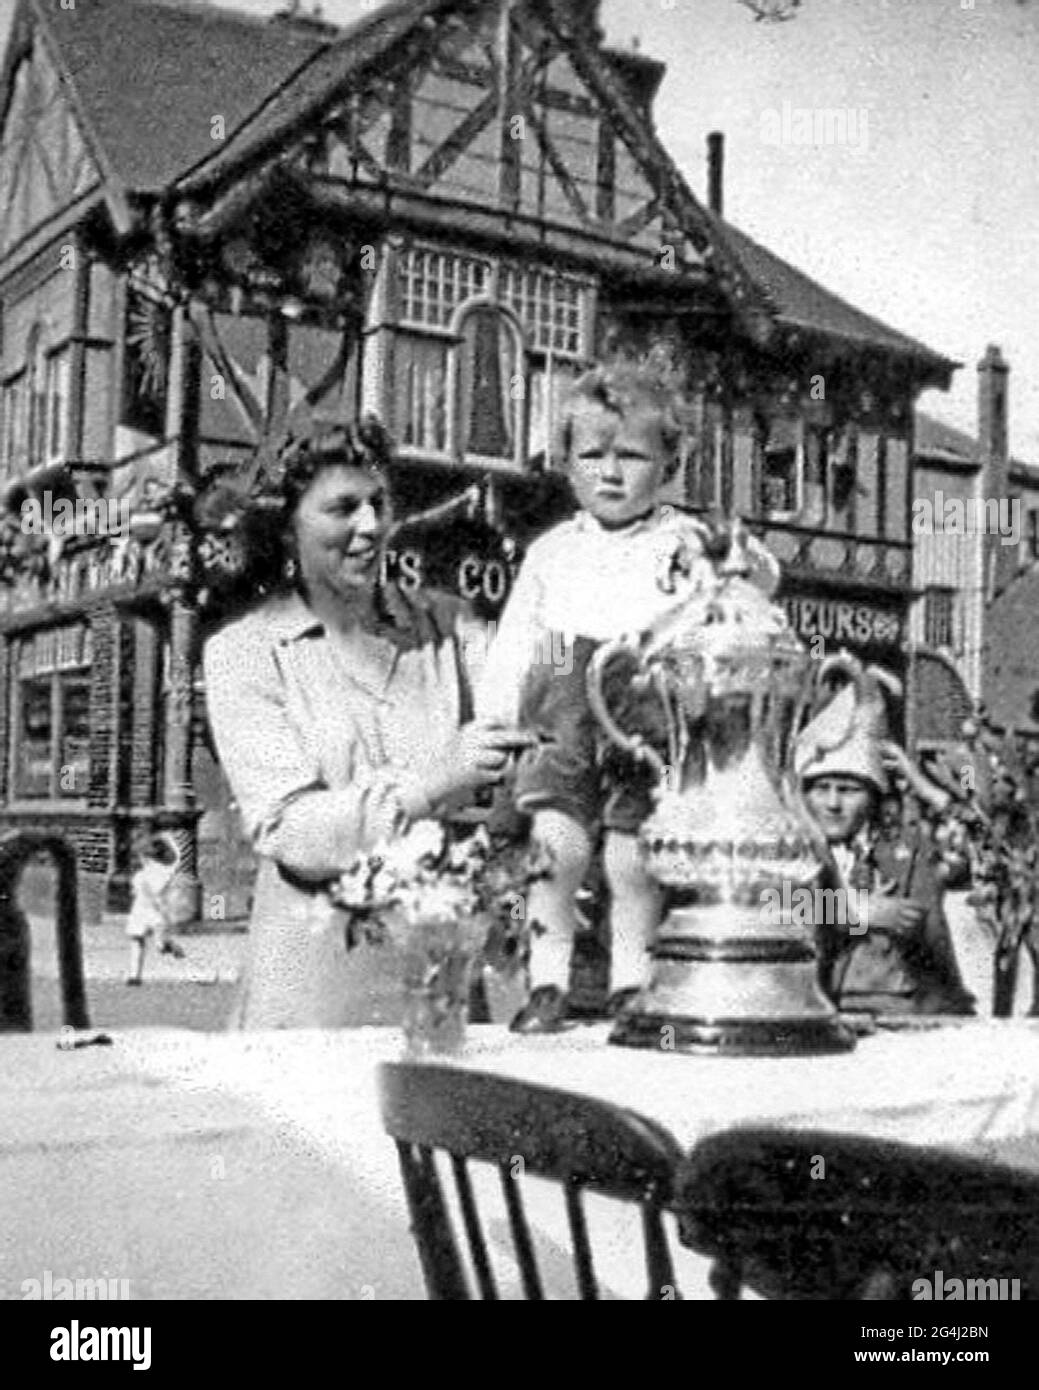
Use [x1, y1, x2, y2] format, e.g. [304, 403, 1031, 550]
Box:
[335, 865, 373, 909]
[378, 819, 445, 879]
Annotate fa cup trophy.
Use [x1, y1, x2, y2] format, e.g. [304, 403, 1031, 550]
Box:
[587, 521, 856, 1055]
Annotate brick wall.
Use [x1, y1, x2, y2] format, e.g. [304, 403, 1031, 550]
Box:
[84, 604, 123, 907]
[85, 603, 118, 819]
[127, 617, 160, 808]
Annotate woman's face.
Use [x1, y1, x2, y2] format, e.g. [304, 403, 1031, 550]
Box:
[804, 775, 874, 844]
[292, 463, 391, 606]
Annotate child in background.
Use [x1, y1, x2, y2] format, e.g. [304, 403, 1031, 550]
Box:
[477, 354, 780, 1031]
[126, 833, 184, 985]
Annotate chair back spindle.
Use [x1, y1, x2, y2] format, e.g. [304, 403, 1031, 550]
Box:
[379, 1062, 684, 1301]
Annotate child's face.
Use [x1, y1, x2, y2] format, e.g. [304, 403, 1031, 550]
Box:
[567, 398, 670, 528]
[804, 775, 873, 844]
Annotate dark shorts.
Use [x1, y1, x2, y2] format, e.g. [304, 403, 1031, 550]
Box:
[512, 635, 663, 836]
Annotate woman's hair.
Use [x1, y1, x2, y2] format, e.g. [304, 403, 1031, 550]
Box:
[200, 415, 396, 608]
[555, 353, 686, 481]
[143, 835, 177, 866]
[272, 416, 395, 521]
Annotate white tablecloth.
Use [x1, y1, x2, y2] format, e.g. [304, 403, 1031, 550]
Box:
[6, 1019, 1039, 1299]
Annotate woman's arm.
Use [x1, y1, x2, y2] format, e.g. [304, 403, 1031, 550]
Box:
[204, 623, 433, 884]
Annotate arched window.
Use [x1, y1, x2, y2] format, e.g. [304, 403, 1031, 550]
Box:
[390, 246, 590, 472]
[452, 302, 524, 469]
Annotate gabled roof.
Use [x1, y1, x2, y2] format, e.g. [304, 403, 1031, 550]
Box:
[2, 0, 954, 378]
[20, 0, 329, 194]
[914, 410, 1039, 480]
[914, 411, 980, 466]
[709, 217, 955, 374]
[172, 0, 469, 191]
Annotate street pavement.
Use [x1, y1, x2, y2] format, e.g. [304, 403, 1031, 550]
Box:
[29, 913, 246, 1033]
[22, 890, 1037, 1034]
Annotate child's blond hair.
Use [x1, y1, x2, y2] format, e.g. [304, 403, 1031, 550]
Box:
[555, 350, 687, 481]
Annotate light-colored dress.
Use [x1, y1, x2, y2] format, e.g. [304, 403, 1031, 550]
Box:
[203, 587, 468, 1029]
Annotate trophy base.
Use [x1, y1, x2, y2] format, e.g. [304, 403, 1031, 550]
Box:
[607, 903, 857, 1057]
[609, 1009, 857, 1056]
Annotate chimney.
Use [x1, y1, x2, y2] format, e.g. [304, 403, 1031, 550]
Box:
[707, 132, 724, 217]
[978, 344, 1012, 598]
[978, 343, 1008, 476]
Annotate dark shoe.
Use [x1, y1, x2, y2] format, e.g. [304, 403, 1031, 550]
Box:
[509, 985, 573, 1035]
[606, 987, 640, 1018]
[160, 940, 186, 959]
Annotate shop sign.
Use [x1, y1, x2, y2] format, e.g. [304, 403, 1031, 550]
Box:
[784, 597, 903, 650]
[382, 526, 519, 615]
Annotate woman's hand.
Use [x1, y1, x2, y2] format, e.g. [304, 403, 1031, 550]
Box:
[414, 720, 535, 812]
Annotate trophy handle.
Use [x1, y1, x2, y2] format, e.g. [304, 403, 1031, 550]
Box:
[587, 639, 668, 779]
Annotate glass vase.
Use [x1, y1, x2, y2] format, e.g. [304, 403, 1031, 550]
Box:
[399, 913, 481, 1059]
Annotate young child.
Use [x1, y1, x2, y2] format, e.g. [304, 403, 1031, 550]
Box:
[476, 355, 780, 1031]
[796, 679, 974, 1016]
[126, 833, 184, 985]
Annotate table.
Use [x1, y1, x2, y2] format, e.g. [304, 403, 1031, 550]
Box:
[4, 1019, 1039, 1300]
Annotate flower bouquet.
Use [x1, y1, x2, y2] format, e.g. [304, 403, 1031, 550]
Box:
[333, 820, 553, 1054]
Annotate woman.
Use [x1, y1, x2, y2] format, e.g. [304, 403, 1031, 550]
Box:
[794, 669, 974, 1016]
[204, 418, 521, 1029]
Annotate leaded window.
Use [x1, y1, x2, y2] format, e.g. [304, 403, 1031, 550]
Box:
[11, 622, 92, 800]
[398, 248, 492, 328]
[500, 266, 583, 357]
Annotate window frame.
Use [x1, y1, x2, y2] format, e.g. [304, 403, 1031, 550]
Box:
[1028, 507, 1039, 562]
[446, 297, 528, 473]
[922, 585, 957, 652]
[8, 624, 92, 804]
[758, 415, 804, 521]
[1, 323, 70, 473]
[390, 242, 591, 473]
[0, 369, 25, 473]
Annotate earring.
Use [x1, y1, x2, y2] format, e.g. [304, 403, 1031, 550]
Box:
[284, 555, 298, 582]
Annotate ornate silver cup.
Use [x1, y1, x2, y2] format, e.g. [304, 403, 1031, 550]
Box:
[587, 523, 855, 1055]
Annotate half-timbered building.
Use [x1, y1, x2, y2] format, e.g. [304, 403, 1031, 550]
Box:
[0, 0, 955, 920]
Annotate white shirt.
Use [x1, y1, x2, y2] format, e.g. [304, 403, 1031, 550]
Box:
[476, 507, 744, 724]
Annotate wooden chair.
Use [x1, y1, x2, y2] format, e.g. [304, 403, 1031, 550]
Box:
[677, 1127, 1039, 1300]
[378, 1061, 685, 1299]
[0, 832, 89, 1032]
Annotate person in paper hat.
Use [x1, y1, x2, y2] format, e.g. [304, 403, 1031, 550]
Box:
[795, 659, 974, 1016]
